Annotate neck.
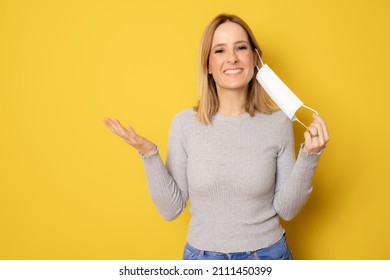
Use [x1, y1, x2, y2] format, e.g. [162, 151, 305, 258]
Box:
[217, 88, 247, 116]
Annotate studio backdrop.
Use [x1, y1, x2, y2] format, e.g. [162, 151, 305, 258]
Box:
[1, 0, 389, 259]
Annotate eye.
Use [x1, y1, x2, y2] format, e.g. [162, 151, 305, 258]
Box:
[237, 45, 248, 51]
[214, 49, 224, 54]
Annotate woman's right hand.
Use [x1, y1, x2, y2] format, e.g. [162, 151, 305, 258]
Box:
[103, 118, 157, 156]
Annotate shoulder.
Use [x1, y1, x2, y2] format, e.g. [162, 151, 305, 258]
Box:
[264, 109, 287, 120]
[254, 110, 293, 142]
[168, 108, 198, 142]
[170, 108, 197, 129]
[266, 110, 294, 142]
[173, 108, 196, 121]
[257, 110, 291, 127]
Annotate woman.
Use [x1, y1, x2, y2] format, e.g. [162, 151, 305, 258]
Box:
[104, 14, 329, 260]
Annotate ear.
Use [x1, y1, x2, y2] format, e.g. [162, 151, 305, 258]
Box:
[253, 49, 258, 68]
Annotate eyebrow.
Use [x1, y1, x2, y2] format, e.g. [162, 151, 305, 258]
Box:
[211, 40, 250, 50]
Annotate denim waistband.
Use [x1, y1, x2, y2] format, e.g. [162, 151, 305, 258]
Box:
[183, 233, 292, 260]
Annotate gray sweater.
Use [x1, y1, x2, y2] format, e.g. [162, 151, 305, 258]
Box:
[142, 108, 320, 253]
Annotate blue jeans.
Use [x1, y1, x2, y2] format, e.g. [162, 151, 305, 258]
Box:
[183, 234, 293, 260]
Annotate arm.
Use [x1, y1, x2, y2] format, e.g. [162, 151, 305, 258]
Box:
[273, 114, 329, 221]
[142, 114, 189, 221]
[103, 115, 189, 221]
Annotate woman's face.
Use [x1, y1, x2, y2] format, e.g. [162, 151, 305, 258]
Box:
[208, 21, 256, 93]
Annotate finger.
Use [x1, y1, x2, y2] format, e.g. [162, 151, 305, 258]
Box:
[103, 117, 112, 125]
[128, 125, 147, 147]
[303, 131, 314, 151]
[107, 119, 123, 135]
[127, 125, 137, 138]
[112, 119, 132, 139]
[104, 118, 121, 134]
[112, 118, 124, 130]
[126, 125, 140, 145]
[312, 119, 329, 146]
[304, 130, 312, 144]
[112, 119, 126, 132]
[307, 124, 318, 138]
[304, 130, 323, 153]
[313, 114, 330, 142]
[103, 117, 115, 128]
[312, 122, 325, 147]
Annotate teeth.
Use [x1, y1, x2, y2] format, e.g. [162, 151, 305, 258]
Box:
[224, 69, 242, 74]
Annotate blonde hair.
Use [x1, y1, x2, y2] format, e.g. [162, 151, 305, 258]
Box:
[194, 14, 278, 124]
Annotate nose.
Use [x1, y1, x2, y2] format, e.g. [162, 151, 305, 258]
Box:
[227, 50, 239, 64]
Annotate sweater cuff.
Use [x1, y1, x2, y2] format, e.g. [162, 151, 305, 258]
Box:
[138, 146, 159, 159]
[300, 143, 325, 155]
[297, 143, 321, 168]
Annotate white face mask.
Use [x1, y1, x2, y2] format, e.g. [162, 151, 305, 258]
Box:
[255, 49, 317, 128]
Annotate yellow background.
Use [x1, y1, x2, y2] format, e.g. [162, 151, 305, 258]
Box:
[1, 0, 389, 259]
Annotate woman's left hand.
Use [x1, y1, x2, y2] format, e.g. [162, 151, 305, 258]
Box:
[303, 114, 330, 153]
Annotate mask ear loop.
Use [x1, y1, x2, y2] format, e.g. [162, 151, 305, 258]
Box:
[254, 49, 319, 129]
[254, 49, 264, 71]
[292, 105, 319, 129]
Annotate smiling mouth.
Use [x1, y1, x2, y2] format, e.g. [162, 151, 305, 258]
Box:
[224, 68, 243, 74]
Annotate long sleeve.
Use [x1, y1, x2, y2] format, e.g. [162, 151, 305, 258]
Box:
[140, 108, 322, 253]
[141, 113, 189, 221]
[273, 116, 320, 221]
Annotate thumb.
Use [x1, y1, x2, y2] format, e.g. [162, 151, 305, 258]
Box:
[128, 125, 137, 138]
